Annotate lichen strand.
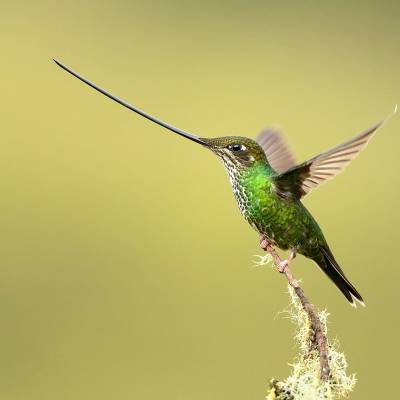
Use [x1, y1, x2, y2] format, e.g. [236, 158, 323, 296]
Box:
[266, 286, 356, 400]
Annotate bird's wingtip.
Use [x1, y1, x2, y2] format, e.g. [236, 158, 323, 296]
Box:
[387, 104, 398, 120]
[376, 104, 398, 129]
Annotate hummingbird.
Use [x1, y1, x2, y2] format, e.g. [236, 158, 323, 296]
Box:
[54, 59, 393, 306]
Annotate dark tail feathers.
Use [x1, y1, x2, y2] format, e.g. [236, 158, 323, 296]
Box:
[316, 247, 364, 307]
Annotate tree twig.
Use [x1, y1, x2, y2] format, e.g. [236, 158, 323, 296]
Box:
[260, 236, 330, 381]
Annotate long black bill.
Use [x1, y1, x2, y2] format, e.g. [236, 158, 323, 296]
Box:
[53, 59, 207, 146]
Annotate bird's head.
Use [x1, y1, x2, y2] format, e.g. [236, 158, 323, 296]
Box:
[199, 136, 267, 169]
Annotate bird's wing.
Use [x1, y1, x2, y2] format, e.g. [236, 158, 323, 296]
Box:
[272, 117, 389, 199]
[256, 128, 297, 174]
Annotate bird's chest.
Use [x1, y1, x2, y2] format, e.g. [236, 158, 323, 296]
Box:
[228, 169, 299, 247]
[228, 169, 277, 227]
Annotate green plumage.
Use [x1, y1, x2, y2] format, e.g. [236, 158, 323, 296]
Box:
[236, 161, 322, 253]
[233, 156, 361, 305]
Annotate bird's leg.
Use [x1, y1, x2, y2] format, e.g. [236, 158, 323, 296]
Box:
[260, 236, 282, 268]
[259, 236, 272, 251]
[277, 248, 297, 273]
[260, 236, 297, 273]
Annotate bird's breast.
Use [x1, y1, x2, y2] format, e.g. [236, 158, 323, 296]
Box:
[227, 167, 276, 229]
[227, 167, 315, 250]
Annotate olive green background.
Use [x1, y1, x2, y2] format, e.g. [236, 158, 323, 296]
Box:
[1, 1, 399, 399]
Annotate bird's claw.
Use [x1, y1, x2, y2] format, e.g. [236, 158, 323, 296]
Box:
[278, 259, 289, 273]
[278, 249, 297, 272]
[259, 237, 272, 251]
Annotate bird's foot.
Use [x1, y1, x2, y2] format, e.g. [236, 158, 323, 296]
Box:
[278, 259, 289, 273]
[260, 236, 272, 251]
[259, 236, 298, 273]
[277, 249, 297, 273]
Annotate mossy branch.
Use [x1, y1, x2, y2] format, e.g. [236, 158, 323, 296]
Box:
[260, 237, 330, 381]
[257, 237, 356, 399]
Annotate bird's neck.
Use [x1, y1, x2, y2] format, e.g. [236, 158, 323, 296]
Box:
[225, 159, 273, 183]
[241, 162, 275, 190]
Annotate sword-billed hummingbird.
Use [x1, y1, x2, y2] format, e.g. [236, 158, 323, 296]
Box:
[54, 59, 394, 306]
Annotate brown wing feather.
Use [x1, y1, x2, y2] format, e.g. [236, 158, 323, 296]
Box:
[299, 121, 381, 194]
[274, 116, 390, 199]
[256, 128, 297, 174]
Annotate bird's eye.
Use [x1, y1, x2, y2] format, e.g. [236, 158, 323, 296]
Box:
[228, 143, 245, 152]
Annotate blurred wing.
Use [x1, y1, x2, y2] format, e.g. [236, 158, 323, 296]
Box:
[256, 128, 297, 173]
[273, 118, 386, 199]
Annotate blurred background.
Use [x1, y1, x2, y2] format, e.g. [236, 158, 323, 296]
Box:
[1, 1, 399, 399]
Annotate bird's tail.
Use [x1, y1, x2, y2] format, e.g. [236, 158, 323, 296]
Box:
[314, 247, 365, 307]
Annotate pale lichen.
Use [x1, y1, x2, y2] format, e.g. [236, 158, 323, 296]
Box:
[266, 286, 356, 400]
[253, 253, 274, 268]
